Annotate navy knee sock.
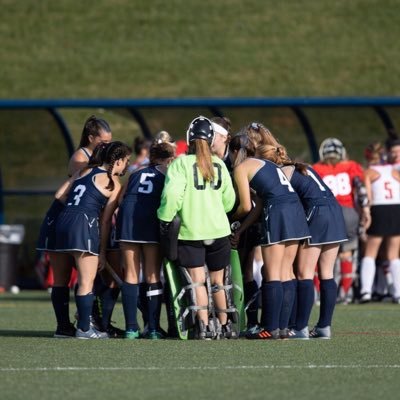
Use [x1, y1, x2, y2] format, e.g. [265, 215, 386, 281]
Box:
[100, 287, 120, 330]
[296, 279, 314, 330]
[147, 282, 163, 331]
[121, 282, 139, 331]
[279, 280, 295, 330]
[318, 279, 337, 328]
[51, 286, 71, 327]
[137, 282, 148, 326]
[260, 280, 283, 331]
[244, 280, 259, 326]
[288, 279, 298, 329]
[75, 293, 94, 331]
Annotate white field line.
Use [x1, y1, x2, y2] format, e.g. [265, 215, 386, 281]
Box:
[1, 365, 400, 372]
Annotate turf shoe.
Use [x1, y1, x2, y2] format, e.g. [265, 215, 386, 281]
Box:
[309, 325, 331, 339]
[54, 323, 76, 338]
[220, 321, 238, 339]
[143, 330, 165, 340]
[279, 328, 291, 339]
[359, 292, 371, 304]
[125, 329, 140, 339]
[245, 327, 280, 340]
[106, 324, 125, 338]
[287, 327, 309, 340]
[196, 320, 214, 340]
[75, 327, 109, 339]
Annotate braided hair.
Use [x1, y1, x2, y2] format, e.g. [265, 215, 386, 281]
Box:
[88, 141, 131, 190]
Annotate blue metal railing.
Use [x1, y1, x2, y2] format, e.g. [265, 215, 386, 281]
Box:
[2, 96, 400, 223]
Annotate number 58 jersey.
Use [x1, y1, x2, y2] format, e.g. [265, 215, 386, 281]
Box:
[312, 160, 364, 209]
[116, 165, 167, 243]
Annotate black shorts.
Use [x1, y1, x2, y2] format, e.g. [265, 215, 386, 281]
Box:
[177, 236, 231, 271]
[368, 204, 400, 236]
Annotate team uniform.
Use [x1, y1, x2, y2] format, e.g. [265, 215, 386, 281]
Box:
[158, 154, 235, 270]
[249, 159, 310, 245]
[55, 167, 108, 255]
[117, 165, 166, 243]
[37, 199, 65, 251]
[312, 160, 364, 251]
[289, 166, 347, 245]
[367, 164, 400, 236]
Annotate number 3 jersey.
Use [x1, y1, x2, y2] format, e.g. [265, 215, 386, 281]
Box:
[157, 154, 236, 241]
[116, 165, 167, 243]
[312, 160, 364, 208]
[55, 168, 108, 255]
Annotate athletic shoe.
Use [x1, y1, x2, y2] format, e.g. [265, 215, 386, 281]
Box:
[143, 330, 165, 340]
[279, 328, 291, 339]
[54, 323, 76, 338]
[75, 327, 109, 339]
[220, 321, 238, 339]
[245, 327, 280, 340]
[240, 324, 259, 337]
[287, 327, 309, 340]
[309, 325, 331, 339]
[106, 324, 125, 338]
[197, 320, 214, 340]
[124, 329, 140, 339]
[360, 292, 371, 304]
[89, 315, 103, 331]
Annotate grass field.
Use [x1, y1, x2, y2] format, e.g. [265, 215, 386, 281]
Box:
[0, 291, 399, 400]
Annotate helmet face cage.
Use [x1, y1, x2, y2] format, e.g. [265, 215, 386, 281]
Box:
[319, 137, 347, 161]
[186, 116, 215, 146]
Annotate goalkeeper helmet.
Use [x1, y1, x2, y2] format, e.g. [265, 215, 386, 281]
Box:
[319, 137, 347, 161]
[186, 116, 215, 145]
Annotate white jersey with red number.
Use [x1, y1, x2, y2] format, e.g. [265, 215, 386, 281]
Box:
[312, 160, 364, 208]
[370, 164, 400, 205]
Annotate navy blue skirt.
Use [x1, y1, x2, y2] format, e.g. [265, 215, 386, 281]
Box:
[55, 209, 100, 255]
[116, 198, 160, 244]
[36, 199, 65, 251]
[304, 198, 348, 246]
[260, 197, 311, 245]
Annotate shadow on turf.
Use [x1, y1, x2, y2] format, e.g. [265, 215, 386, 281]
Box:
[0, 330, 54, 338]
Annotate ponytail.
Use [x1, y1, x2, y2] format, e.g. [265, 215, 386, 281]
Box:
[189, 139, 214, 181]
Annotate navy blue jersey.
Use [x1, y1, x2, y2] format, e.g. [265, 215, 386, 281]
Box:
[290, 166, 347, 245]
[249, 159, 310, 245]
[117, 165, 166, 243]
[36, 199, 65, 251]
[55, 168, 109, 255]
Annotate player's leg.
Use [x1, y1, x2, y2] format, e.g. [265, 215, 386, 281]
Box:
[290, 244, 322, 339]
[120, 242, 141, 338]
[386, 235, 400, 303]
[49, 252, 75, 338]
[310, 243, 340, 339]
[360, 236, 382, 302]
[142, 244, 164, 339]
[74, 252, 108, 339]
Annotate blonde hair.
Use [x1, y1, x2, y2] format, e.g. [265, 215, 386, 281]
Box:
[189, 139, 214, 181]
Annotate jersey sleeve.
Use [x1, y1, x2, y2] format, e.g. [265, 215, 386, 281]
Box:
[157, 157, 187, 222]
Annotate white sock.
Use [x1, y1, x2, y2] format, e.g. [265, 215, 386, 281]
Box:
[389, 259, 400, 298]
[360, 257, 376, 294]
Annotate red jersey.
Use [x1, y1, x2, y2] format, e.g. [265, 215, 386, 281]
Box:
[312, 160, 364, 208]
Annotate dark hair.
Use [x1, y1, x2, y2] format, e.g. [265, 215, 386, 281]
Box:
[88, 141, 131, 190]
[133, 136, 151, 156]
[229, 134, 256, 167]
[79, 115, 111, 148]
[211, 116, 232, 134]
[149, 142, 175, 165]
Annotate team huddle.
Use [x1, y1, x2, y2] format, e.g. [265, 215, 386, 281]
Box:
[37, 114, 400, 340]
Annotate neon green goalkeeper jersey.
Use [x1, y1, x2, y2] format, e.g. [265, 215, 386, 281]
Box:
[157, 154, 236, 240]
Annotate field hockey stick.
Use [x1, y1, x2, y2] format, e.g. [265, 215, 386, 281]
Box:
[104, 262, 124, 288]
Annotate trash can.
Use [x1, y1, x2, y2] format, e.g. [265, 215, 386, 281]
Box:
[0, 225, 25, 291]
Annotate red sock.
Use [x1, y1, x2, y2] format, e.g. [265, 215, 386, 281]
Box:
[340, 259, 353, 294]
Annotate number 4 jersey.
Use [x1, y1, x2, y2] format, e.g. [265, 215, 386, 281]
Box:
[312, 160, 364, 208]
